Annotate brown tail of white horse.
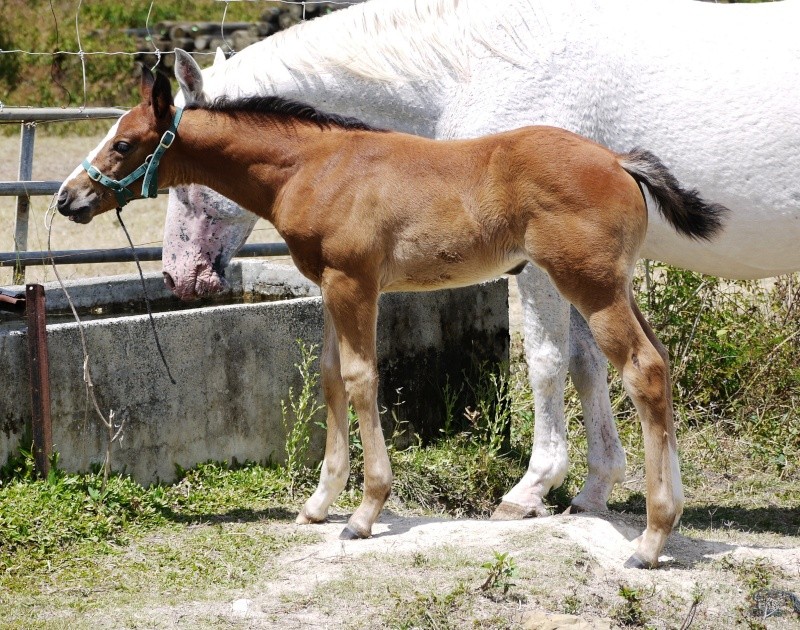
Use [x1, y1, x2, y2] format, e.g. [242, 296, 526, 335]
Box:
[619, 149, 728, 241]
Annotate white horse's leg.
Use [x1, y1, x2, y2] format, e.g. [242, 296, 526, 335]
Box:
[297, 305, 350, 524]
[567, 307, 626, 512]
[492, 264, 570, 519]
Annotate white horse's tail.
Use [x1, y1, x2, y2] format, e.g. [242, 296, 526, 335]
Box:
[619, 149, 728, 241]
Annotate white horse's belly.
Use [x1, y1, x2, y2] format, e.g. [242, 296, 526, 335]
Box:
[643, 205, 800, 280]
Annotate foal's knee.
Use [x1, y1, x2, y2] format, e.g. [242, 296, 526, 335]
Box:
[340, 359, 379, 406]
[321, 351, 343, 394]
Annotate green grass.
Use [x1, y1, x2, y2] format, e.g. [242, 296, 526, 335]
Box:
[1, 268, 798, 625]
[0, 456, 293, 564]
[0, 456, 317, 627]
[2, 522, 319, 628]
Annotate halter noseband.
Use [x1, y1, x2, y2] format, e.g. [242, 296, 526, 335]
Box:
[82, 107, 184, 208]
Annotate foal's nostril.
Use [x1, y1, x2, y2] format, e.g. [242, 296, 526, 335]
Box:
[56, 188, 70, 211]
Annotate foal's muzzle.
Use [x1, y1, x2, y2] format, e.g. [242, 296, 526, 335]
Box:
[56, 187, 97, 223]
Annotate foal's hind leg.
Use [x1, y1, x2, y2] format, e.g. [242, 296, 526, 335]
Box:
[297, 305, 350, 524]
[321, 270, 392, 540]
[571, 289, 683, 568]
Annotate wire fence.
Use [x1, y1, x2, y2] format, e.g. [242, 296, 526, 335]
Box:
[0, 0, 364, 109]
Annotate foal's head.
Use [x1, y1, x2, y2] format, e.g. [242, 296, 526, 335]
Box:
[57, 67, 176, 223]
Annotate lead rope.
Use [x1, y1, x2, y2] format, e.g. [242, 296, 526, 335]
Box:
[116, 207, 177, 385]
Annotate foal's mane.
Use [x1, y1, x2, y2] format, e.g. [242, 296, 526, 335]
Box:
[190, 95, 383, 132]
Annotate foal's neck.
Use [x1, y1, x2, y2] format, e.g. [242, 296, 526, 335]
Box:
[168, 108, 328, 224]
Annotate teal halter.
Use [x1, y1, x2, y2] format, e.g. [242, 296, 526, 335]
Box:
[82, 107, 184, 208]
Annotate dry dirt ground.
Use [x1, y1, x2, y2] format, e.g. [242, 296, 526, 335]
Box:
[77, 510, 800, 629]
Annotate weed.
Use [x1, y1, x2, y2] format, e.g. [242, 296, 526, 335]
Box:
[612, 583, 649, 627]
[411, 552, 429, 567]
[635, 265, 800, 471]
[346, 404, 365, 488]
[479, 550, 517, 596]
[387, 582, 472, 630]
[749, 589, 800, 623]
[678, 585, 703, 630]
[716, 556, 797, 627]
[281, 340, 325, 496]
[562, 588, 582, 615]
[439, 374, 463, 438]
[391, 435, 523, 517]
[719, 556, 775, 593]
[463, 361, 512, 455]
[0, 446, 37, 485]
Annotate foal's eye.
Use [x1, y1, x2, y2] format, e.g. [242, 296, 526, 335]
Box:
[113, 141, 132, 155]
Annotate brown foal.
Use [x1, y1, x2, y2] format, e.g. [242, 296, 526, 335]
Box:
[58, 67, 726, 569]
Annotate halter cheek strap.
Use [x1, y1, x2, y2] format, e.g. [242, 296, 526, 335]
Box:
[82, 107, 184, 208]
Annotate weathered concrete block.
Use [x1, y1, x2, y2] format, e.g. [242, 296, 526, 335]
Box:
[0, 261, 508, 484]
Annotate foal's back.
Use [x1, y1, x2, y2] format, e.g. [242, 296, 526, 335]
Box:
[283, 124, 643, 293]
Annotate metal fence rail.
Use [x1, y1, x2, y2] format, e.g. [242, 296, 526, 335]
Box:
[0, 107, 127, 123]
[1, 107, 288, 283]
[0, 242, 289, 269]
[0, 181, 63, 196]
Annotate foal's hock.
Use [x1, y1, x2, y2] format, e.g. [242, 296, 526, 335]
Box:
[57, 67, 726, 569]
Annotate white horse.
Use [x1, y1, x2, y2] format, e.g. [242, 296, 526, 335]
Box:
[158, 0, 800, 523]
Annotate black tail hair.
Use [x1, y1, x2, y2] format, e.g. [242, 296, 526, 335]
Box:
[619, 149, 728, 241]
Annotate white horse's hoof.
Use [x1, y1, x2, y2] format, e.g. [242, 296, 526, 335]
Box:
[296, 508, 325, 525]
[490, 500, 549, 520]
[568, 498, 609, 514]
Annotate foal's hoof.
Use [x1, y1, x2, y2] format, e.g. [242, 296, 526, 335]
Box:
[624, 553, 656, 570]
[339, 525, 370, 540]
[490, 501, 548, 520]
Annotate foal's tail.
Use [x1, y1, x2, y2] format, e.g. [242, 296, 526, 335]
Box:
[618, 149, 728, 241]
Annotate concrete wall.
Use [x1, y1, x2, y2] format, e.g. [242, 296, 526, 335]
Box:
[0, 262, 508, 484]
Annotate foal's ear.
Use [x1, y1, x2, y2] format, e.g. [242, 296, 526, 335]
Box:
[174, 48, 206, 106]
[140, 64, 156, 103]
[139, 65, 174, 121]
[152, 71, 174, 121]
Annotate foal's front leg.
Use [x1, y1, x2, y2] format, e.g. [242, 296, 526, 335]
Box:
[297, 305, 350, 524]
[322, 270, 392, 540]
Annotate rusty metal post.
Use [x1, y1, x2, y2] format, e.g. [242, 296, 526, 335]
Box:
[13, 123, 36, 285]
[26, 283, 52, 478]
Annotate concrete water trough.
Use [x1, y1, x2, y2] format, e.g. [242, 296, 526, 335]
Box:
[0, 260, 509, 484]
